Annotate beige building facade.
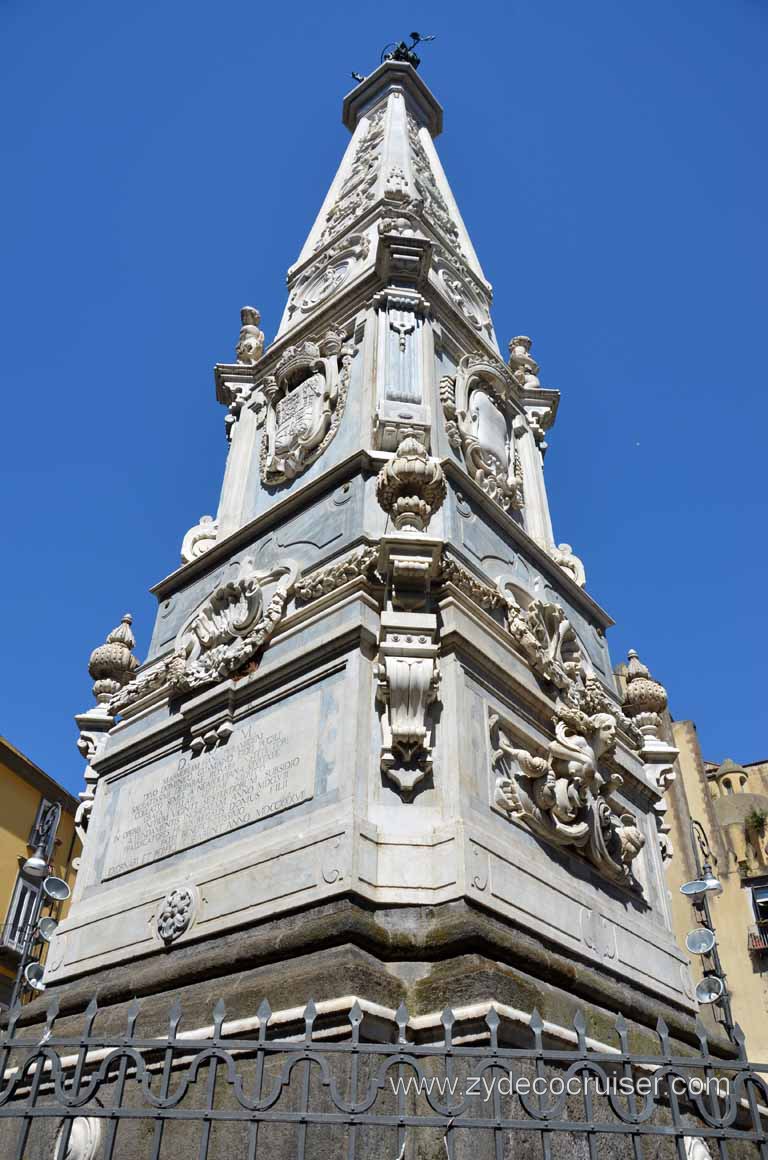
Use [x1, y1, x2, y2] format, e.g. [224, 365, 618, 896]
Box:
[665, 720, 768, 1059]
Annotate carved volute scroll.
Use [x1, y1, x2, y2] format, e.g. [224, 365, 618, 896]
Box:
[441, 354, 524, 512]
[376, 612, 439, 792]
[259, 328, 354, 485]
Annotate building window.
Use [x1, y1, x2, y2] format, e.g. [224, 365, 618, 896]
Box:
[752, 884, 768, 925]
[1, 872, 40, 953]
[723, 779, 733, 795]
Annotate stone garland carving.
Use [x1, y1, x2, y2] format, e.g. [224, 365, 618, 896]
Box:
[235, 306, 264, 364]
[110, 560, 298, 713]
[549, 542, 586, 588]
[259, 328, 354, 485]
[294, 545, 380, 604]
[491, 692, 646, 889]
[440, 555, 503, 611]
[441, 355, 524, 512]
[314, 106, 385, 251]
[376, 621, 440, 792]
[376, 437, 446, 532]
[406, 112, 462, 251]
[180, 514, 218, 565]
[156, 887, 196, 944]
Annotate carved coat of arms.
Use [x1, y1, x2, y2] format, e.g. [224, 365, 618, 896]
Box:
[260, 329, 353, 485]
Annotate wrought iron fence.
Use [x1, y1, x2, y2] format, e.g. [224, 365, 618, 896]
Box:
[1, 995, 767, 1159]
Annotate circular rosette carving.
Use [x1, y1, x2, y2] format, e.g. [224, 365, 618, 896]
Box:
[156, 886, 197, 944]
[54, 1116, 102, 1160]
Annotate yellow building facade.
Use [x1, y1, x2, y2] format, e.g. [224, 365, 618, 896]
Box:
[0, 737, 80, 1009]
[665, 720, 768, 1060]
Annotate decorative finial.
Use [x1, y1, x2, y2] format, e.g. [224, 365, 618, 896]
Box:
[376, 437, 446, 532]
[88, 614, 140, 704]
[235, 306, 264, 365]
[379, 32, 436, 71]
[623, 648, 668, 738]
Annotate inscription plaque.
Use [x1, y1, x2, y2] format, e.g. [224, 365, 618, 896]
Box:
[102, 696, 320, 879]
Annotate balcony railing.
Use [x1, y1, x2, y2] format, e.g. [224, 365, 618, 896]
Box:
[747, 919, 768, 952]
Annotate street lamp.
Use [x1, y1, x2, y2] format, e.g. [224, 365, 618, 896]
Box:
[8, 803, 70, 1011]
[680, 818, 735, 1038]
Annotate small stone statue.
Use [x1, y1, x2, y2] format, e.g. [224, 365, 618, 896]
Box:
[235, 306, 264, 365]
[508, 336, 541, 390]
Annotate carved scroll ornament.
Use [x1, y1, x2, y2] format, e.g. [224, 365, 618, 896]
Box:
[376, 615, 440, 792]
[168, 558, 299, 692]
[109, 559, 298, 713]
[497, 584, 583, 690]
[441, 355, 524, 512]
[491, 693, 646, 889]
[259, 329, 353, 485]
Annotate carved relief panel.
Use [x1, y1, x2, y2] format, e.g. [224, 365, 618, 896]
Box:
[373, 288, 432, 451]
[441, 354, 524, 511]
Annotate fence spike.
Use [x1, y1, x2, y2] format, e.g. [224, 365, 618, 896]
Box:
[655, 1016, 669, 1042]
[573, 1010, 587, 1040]
[529, 1008, 544, 1043]
[486, 1007, 500, 1032]
[349, 1000, 364, 1026]
[126, 997, 141, 1033]
[168, 996, 182, 1035]
[395, 1001, 409, 1043]
[694, 1016, 710, 1052]
[257, 998, 272, 1023]
[304, 999, 317, 1034]
[5, 1005, 21, 1038]
[731, 1022, 747, 1058]
[614, 1011, 628, 1041]
[82, 997, 98, 1038]
[441, 1007, 454, 1028]
[45, 994, 61, 1029]
[213, 998, 226, 1033]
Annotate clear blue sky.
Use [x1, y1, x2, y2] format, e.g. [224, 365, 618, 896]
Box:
[1, 0, 765, 795]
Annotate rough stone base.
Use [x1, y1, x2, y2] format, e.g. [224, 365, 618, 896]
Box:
[3, 897, 746, 1160]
